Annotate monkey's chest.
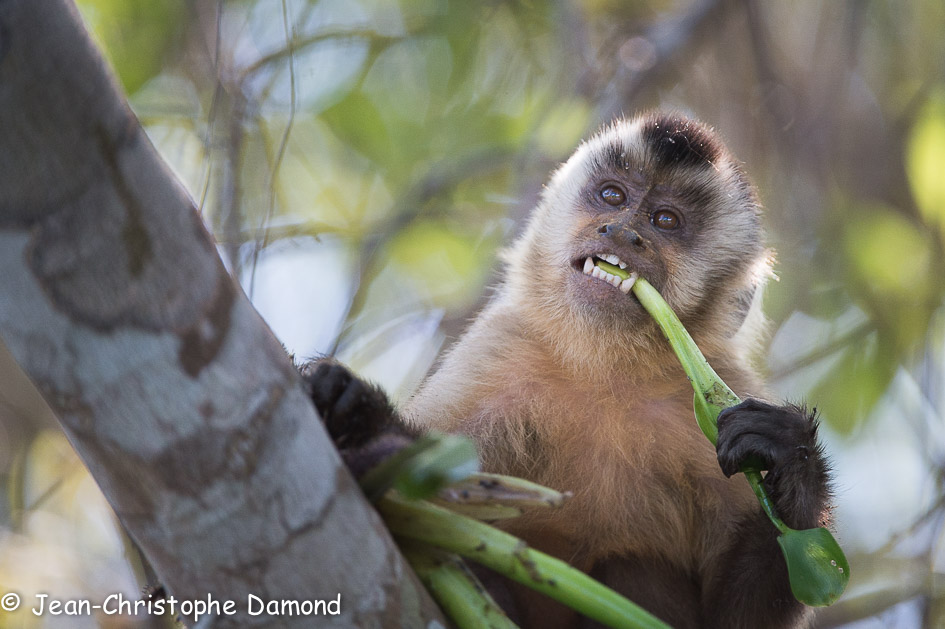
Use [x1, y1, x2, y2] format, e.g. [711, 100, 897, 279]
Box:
[496, 399, 743, 562]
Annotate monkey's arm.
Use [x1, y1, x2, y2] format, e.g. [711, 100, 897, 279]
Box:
[703, 398, 830, 628]
[301, 359, 539, 623]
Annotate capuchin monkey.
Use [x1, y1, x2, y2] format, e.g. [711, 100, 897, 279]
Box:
[302, 111, 831, 629]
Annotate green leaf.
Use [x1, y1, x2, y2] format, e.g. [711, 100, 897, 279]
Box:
[692, 390, 720, 446]
[907, 91, 945, 245]
[359, 433, 479, 501]
[842, 205, 934, 301]
[321, 92, 395, 169]
[76, 0, 186, 94]
[778, 528, 850, 607]
[393, 434, 479, 499]
[811, 338, 895, 435]
[389, 221, 492, 310]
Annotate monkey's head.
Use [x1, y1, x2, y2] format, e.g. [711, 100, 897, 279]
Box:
[504, 111, 773, 367]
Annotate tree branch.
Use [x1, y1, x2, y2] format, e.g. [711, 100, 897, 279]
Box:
[0, 1, 444, 626]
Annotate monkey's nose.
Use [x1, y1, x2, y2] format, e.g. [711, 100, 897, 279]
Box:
[598, 223, 645, 248]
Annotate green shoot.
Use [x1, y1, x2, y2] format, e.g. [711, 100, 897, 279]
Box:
[617, 269, 849, 607]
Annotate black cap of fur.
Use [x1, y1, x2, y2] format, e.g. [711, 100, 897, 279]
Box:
[641, 112, 721, 170]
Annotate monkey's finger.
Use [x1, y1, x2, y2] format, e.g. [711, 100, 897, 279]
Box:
[716, 430, 779, 477]
[306, 360, 352, 417]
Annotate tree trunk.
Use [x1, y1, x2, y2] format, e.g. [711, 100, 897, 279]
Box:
[0, 1, 445, 627]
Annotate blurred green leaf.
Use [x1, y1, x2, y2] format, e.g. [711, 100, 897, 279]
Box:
[389, 222, 491, 310]
[437, 3, 482, 95]
[321, 92, 396, 172]
[907, 91, 945, 244]
[841, 204, 938, 352]
[536, 101, 592, 156]
[359, 433, 479, 501]
[76, 0, 186, 95]
[393, 434, 479, 500]
[842, 205, 934, 298]
[779, 196, 943, 435]
[811, 334, 896, 434]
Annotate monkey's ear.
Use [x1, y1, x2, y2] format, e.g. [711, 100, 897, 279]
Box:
[730, 284, 758, 330]
[729, 253, 776, 342]
[727, 281, 769, 354]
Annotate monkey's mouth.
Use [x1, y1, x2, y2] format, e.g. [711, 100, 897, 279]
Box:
[578, 254, 638, 294]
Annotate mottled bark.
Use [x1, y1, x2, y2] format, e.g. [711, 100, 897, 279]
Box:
[0, 1, 444, 627]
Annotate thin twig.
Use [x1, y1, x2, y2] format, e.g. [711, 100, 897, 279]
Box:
[196, 0, 225, 219]
[873, 492, 945, 558]
[218, 92, 247, 273]
[247, 0, 298, 299]
[240, 27, 407, 81]
[251, 2, 317, 106]
[769, 321, 873, 381]
[327, 148, 515, 356]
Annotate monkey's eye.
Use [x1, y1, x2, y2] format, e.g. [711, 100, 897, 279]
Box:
[652, 209, 680, 230]
[599, 185, 626, 206]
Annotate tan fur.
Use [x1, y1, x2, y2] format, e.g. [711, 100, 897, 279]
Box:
[404, 112, 777, 617]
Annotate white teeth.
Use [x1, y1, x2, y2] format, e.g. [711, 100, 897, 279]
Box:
[582, 256, 636, 294]
[619, 273, 638, 294]
[591, 264, 617, 283]
[595, 253, 628, 268]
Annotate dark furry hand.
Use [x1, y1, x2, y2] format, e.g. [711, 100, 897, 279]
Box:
[716, 398, 830, 530]
[299, 358, 415, 478]
[300, 358, 399, 448]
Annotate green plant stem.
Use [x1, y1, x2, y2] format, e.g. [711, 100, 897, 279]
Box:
[401, 542, 519, 629]
[441, 472, 572, 509]
[622, 274, 849, 606]
[623, 268, 735, 405]
[378, 494, 670, 629]
[745, 470, 789, 535]
[628, 276, 789, 530]
[359, 432, 479, 501]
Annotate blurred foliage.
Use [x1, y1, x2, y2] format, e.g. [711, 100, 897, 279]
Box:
[908, 90, 945, 244]
[77, 0, 187, 94]
[0, 0, 943, 627]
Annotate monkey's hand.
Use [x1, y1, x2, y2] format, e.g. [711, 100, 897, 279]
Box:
[299, 358, 416, 478]
[715, 398, 830, 530]
[706, 399, 829, 627]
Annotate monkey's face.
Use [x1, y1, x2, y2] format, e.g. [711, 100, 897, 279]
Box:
[508, 112, 769, 345]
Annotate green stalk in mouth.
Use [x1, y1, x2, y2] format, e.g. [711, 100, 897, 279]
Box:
[595, 260, 849, 607]
[595, 259, 629, 279]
